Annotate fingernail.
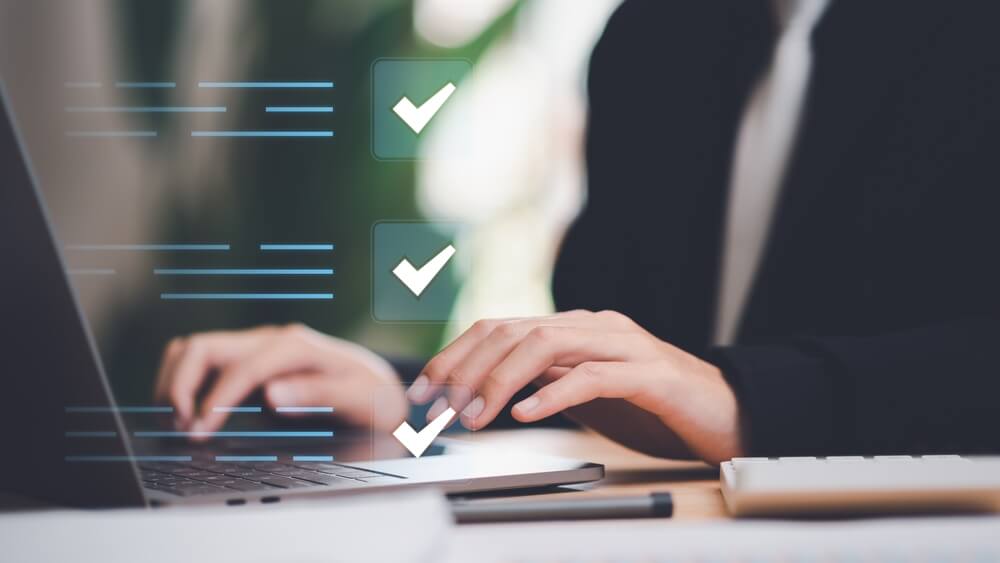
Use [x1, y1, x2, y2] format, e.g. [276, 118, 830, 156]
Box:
[461, 396, 485, 419]
[267, 382, 296, 408]
[514, 396, 540, 416]
[427, 396, 449, 421]
[406, 375, 430, 402]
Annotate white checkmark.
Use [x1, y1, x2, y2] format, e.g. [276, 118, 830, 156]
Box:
[392, 244, 456, 298]
[392, 406, 456, 458]
[392, 82, 456, 134]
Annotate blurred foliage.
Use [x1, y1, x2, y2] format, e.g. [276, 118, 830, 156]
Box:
[105, 0, 521, 402]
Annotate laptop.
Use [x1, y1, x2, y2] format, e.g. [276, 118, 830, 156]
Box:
[0, 83, 603, 508]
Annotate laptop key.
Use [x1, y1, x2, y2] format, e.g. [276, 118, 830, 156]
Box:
[243, 463, 289, 472]
[273, 468, 326, 478]
[175, 485, 228, 497]
[178, 471, 219, 480]
[227, 470, 277, 482]
[260, 476, 317, 489]
[297, 463, 343, 473]
[294, 473, 363, 487]
[197, 475, 235, 483]
[223, 480, 279, 492]
[173, 479, 212, 488]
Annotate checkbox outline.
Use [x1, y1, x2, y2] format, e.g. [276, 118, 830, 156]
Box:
[370, 220, 467, 325]
[369, 56, 473, 162]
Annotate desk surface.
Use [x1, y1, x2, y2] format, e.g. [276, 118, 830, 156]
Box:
[462, 428, 728, 521]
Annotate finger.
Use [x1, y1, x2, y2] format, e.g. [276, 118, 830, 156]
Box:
[412, 310, 597, 403]
[442, 319, 563, 412]
[153, 337, 186, 404]
[162, 328, 274, 426]
[536, 366, 570, 386]
[511, 361, 655, 422]
[192, 333, 318, 436]
[462, 327, 654, 429]
[438, 312, 627, 410]
[408, 317, 514, 403]
[265, 371, 409, 431]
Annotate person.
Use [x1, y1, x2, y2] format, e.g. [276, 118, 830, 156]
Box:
[155, 0, 1000, 464]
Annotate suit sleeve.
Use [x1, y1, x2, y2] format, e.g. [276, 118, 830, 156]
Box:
[709, 318, 1000, 456]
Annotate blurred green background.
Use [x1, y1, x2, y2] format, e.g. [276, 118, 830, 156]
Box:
[101, 0, 520, 402]
[1, 0, 620, 406]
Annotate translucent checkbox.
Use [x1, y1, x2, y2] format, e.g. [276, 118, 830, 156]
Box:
[371, 221, 466, 322]
[371, 58, 472, 160]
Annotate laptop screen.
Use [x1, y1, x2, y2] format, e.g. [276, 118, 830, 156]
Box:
[0, 84, 146, 508]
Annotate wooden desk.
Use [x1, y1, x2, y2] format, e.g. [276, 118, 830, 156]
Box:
[461, 428, 729, 521]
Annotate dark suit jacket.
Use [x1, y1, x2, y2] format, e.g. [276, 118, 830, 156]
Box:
[552, 0, 1000, 456]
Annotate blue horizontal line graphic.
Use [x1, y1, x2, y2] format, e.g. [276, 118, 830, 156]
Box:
[215, 455, 278, 462]
[66, 131, 157, 138]
[67, 268, 117, 275]
[66, 455, 192, 462]
[293, 456, 334, 462]
[66, 406, 174, 413]
[266, 106, 334, 113]
[160, 293, 334, 301]
[116, 81, 176, 88]
[199, 81, 334, 89]
[134, 431, 333, 438]
[259, 244, 334, 251]
[212, 406, 263, 413]
[276, 406, 334, 413]
[65, 81, 101, 88]
[67, 106, 225, 113]
[65, 431, 118, 437]
[192, 130, 333, 138]
[155, 268, 333, 276]
[67, 244, 230, 251]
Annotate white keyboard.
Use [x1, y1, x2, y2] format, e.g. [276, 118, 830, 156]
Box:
[721, 455, 1000, 516]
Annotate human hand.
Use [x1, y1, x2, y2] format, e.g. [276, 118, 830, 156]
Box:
[407, 310, 745, 463]
[154, 324, 406, 439]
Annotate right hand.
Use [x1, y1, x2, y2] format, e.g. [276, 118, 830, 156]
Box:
[153, 324, 407, 439]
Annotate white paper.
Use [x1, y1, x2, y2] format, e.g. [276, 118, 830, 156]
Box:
[0, 490, 451, 563]
[449, 515, 1000, 561]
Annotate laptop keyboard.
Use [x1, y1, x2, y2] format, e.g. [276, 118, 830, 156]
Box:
[139, 461, 402, 497]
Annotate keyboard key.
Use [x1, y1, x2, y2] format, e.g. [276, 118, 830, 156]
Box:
[921, 455, 968, 462]
[174, 485, 228, 497]
[293, 462, 342, 472]
[223, 480, 279, 492]
[260, 476, 317, 489]
[196, 475, 235, 483]
[294, 473, 362, 487]
[226, 470, 276, 482]
[172, 479, 211, 488]
[273, 468, 328, 479]
[874, 455, 914, 462]
[242, 463, 289, 472]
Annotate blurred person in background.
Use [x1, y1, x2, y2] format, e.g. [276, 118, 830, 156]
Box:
[157, 0, 1000, 463]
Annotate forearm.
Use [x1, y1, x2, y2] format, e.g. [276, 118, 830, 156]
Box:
[711, 317, 1000, 456]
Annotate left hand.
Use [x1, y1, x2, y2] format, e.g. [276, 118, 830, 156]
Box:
[407, 310, 746, 463]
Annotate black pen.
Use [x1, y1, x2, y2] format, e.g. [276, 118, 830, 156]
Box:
[450, 492, 673, 523]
